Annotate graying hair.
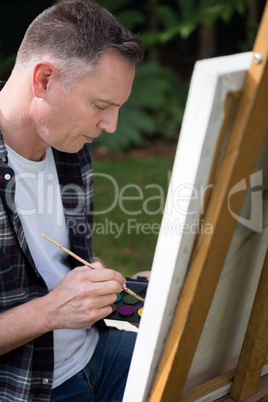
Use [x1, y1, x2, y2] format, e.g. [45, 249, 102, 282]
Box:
[15, 0, 144, 86]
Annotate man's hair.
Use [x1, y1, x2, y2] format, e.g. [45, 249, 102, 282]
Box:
[15, 0, 144, 85]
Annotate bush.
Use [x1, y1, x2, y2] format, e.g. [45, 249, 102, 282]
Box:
[93, 61, 188, 151]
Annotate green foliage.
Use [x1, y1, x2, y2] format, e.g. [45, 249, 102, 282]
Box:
[95, 0, 255, 151]
[93, 62, 187, 151]
[97, 0, 145, 30]
[142, 0, 254, 45]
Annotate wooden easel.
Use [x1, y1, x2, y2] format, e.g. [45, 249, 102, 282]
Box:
[149, 2, 268, 401]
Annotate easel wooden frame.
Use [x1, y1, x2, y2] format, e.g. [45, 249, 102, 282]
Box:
[124, 51, 258, 402]
[149, 2, 268, 401]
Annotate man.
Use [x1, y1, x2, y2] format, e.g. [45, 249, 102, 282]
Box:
[0, 0, 145, 400]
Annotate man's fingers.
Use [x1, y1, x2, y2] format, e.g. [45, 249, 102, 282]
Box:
[84, 280, 122, 299]
[73, 265, 125, 287]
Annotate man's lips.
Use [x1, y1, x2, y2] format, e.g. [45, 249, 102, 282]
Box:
[83, 135, 95, 143]
[83, 132, 102, 143]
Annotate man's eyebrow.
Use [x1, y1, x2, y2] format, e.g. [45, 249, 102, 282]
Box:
[93, 98, 121, 107]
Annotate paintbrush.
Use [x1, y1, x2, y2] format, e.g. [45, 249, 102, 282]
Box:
[42, 233, 145, 302]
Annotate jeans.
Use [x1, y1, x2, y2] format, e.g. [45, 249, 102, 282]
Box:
[50, 326, 137, 402]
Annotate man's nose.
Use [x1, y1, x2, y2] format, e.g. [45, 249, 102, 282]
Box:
[97, 109, 119, 133]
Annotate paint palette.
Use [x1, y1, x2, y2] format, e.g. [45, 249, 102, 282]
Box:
[107, 276, 148, 323]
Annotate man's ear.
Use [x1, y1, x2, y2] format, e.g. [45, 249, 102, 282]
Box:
[32, 62, 59, 98]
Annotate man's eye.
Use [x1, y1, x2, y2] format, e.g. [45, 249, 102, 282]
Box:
[95, 104, 106, 110]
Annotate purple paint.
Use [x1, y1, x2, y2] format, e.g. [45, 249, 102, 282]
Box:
[118, 305, 135, 316]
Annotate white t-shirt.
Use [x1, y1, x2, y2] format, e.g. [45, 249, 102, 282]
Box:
[6, 145, 99, 388]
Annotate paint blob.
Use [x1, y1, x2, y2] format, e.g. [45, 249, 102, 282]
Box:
[123, 295, 139, 305]
[118, 305, 135, 316]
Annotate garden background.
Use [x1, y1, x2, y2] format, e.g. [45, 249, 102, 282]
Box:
[0, 0, 266, 276]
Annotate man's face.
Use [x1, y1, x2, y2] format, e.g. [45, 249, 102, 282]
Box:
[33, 49, 135, 154]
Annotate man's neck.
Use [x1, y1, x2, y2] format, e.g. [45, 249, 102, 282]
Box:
[0, 73, 47, 161]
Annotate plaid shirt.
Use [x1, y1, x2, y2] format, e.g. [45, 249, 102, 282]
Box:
[0, 128, 94, 401]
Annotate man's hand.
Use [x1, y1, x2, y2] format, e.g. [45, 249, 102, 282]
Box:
[131, 271, 151, 281]
[45, 263, 125, 330]
[0, 262, 124, 356]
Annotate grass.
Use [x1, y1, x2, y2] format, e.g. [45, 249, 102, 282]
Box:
[91, 154, 175, 277]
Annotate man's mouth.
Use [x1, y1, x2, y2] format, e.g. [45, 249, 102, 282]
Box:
[83, 135, 95, 143]
[83, 132, 102, 143]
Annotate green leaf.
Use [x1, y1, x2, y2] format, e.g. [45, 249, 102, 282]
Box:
[117, 10, 145, 30]
[97, 0, 131, 13]
[141, 31, 163, 47]
[175, 0, 196, 20]
[154, 5, 180, 29]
